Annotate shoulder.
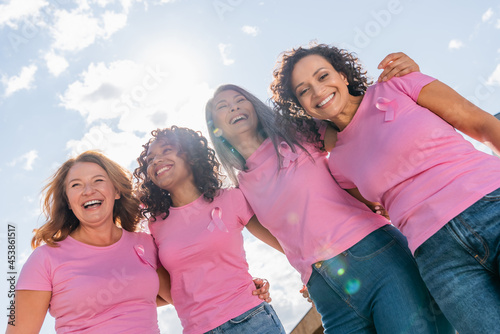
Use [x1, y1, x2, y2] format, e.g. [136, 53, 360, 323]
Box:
[378, 72, 436, 92]
[126, 230, 154, 244]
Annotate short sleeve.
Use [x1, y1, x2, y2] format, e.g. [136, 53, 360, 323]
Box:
[230, 188, 255, 226]
[330, 168, 357, 190]
[16, 246, 53, 291]
[315, 119, 328, 140]
[133, 232, 159, 270]
[388, 72, 436, 102]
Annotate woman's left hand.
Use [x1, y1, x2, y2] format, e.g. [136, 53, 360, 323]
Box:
[252, 277, 272, 302]
[373, 205, 390, 220]
[377, 52, 420, 82]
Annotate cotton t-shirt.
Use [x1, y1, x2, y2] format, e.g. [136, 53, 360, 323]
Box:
[149, 188, 261, 334]
[16, 230, 160, 333]
[328, 72, 500, 253]
[237, 139, 389, 284]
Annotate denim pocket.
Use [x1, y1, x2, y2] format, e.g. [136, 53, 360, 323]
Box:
[229, 304, 265, 324]
[346, 227, 395, 260]
[479, 187, 500, 201]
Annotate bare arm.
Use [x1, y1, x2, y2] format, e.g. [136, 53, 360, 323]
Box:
[6, 290, 51, 334]
[377, 52, 420, 83]
[156, 266, 172, 306]
[346, 188, 390, 220]
[417, 80, 500, 155]
[245, 215, 284, 253]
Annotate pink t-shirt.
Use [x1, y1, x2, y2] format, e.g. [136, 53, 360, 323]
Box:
[237, 139, 389, 284]
[16, 230, 160, 333]
[328, 72, 500, 254]
[148, 188, 261, 334]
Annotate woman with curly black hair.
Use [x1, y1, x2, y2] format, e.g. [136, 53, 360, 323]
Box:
[134, 126, 286, 334]
[206, 81, 453, 334]
[271, 43, 500, 334]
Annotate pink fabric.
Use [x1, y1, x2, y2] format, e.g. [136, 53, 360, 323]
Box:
[148, 188, 261, 334]
[16, 230, 160, 333]
[238, 138, 389, 284]
[328, 72, 500, 253]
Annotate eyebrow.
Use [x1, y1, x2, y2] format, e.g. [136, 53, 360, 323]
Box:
[293, 67, 326, 92]
[146, 141, 171, 159]
[214, 94, 244, 107]
[214, 99, 227, 108]
[67, 174, 107, 184]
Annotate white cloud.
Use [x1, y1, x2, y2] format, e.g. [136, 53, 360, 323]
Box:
[242, 25, 259, 37]
[60, 60, 144, 123]
[448, 39, 464, 50]
[2, 64, 37, 97]
[44, 50, 69, 76]
[51, 9, 102, 52]
[0, 0, 48, 28]
[102, 10, 128, 38]
[50, 1, 133, 53]
[8, 150, 39, 171]
[487, 64, 500, 86]
[66, 123, 146, 169]
[60, 55, 214, 137]
[482, 8, 493, 22]
[496, 19, 500, 29]
[218, 43, 235, 65]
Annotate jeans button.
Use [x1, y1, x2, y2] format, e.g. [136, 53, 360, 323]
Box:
[315, 261, 323, 269]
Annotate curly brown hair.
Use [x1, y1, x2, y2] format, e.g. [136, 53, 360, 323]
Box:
[134, 126, 223, 222]
[270, 43, 372, 146]
[32, 151, 142, 248]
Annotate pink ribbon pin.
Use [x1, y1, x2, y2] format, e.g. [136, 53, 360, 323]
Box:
[376, 97, 398, 122]
[207, 207, 228, 232]
[278, 141, 299, 168]
[134, 244, 155, 268]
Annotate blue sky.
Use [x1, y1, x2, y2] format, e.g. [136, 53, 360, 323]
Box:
[1, 1, 499, 333]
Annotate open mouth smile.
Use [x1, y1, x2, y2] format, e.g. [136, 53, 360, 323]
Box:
[317, 93, 335, 107]
[230, 114, 248, 124]
[83, 200, 102, 209]
[156, 165, 172, 176]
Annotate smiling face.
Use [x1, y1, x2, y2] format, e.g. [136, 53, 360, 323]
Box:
[146, 139, 194, 193]
[291, 54, 351, 122]
[210, 89, 260, 144]
[65, 162, 120, 229]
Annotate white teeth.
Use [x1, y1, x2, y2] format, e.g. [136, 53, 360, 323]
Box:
[83, 200, 102, 208]
[231, 115, 247, 124]
[318, 93, 334, 107]
[156, 166, 171, 175]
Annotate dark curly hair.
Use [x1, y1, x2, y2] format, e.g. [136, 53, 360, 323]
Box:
[134, 126, 223, 222]
[270, 43, 372, 147]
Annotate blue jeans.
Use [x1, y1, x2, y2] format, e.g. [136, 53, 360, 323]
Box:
[307, 225, 453, 334]
[204, 302, 285, 334]
[414, 187, 500, 334]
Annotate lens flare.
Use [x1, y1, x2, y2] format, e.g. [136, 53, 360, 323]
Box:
[345, 279, 361, 295]
[287, 212, 299, 225]
[337, 268, 345, 276]
[213, 128, 223, 137]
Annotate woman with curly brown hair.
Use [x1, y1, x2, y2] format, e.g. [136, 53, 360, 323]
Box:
[205, 80, 453, 333]
[271, 43, 500, 334]
[10, 151, 163, 333]
[134, 126, 286, 334]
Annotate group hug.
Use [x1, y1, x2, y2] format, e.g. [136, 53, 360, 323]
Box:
[7, 43, 500, 334]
